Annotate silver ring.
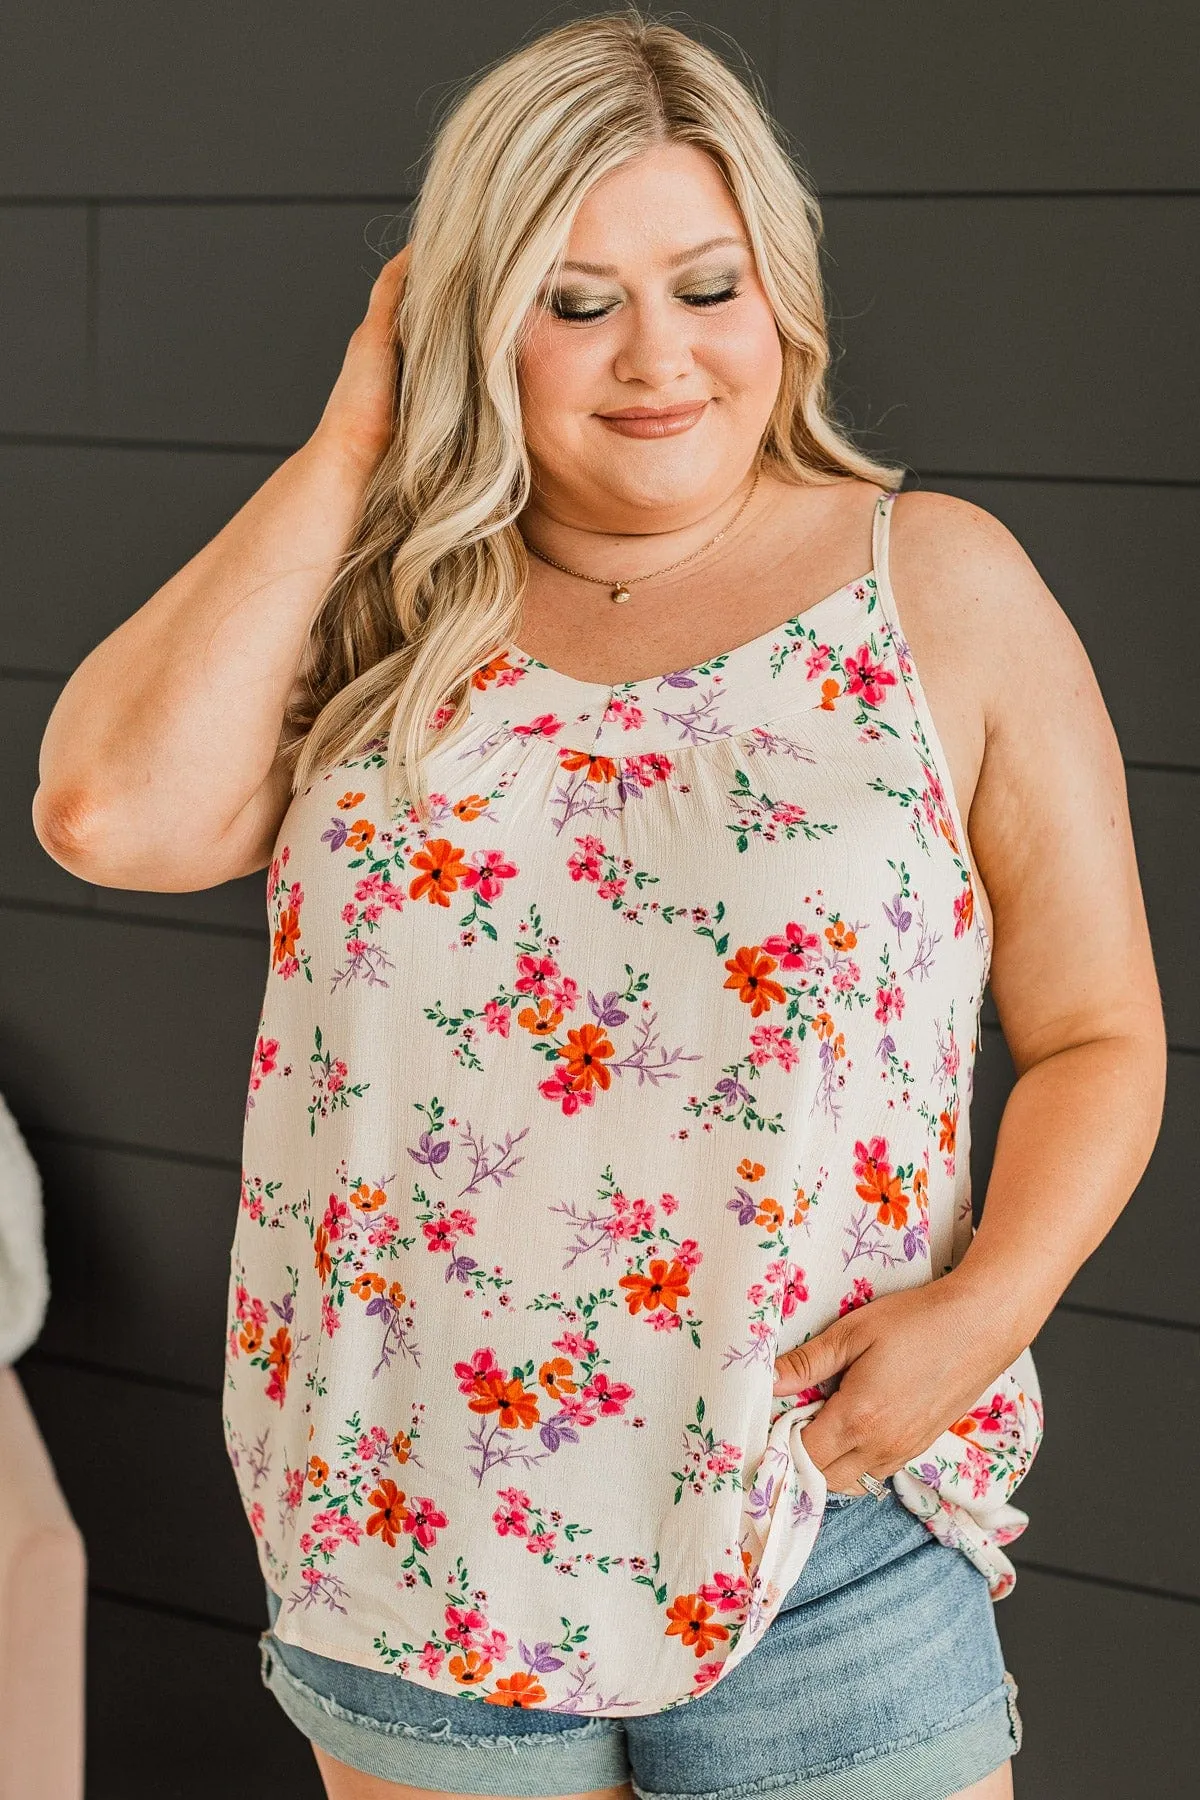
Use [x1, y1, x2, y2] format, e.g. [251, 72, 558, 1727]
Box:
[857, 1471, 889, 1500]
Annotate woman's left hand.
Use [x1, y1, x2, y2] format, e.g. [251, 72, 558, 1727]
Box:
[771, 1277, 1017, 1497]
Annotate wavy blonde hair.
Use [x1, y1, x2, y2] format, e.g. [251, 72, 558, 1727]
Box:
[285, 4, 908, 823]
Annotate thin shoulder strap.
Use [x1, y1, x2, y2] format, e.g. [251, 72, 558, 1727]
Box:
[870, 488, 906, 653]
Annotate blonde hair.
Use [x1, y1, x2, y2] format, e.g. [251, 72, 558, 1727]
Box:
[285, 5, 908, 823]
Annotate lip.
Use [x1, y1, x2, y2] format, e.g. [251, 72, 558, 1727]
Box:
[596, 399, 709, 438]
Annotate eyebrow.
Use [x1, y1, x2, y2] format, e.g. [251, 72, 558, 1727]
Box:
[558, 234, 749, 276]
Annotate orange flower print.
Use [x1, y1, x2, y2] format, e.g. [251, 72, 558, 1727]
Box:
[350, 1180, 388, 1213]
[238, 1318, 263, 1355]
[345, 818, 375, 854]
[723, 946, 787, 1017]
[391, 1430, 413, 1464]
[620, 1257, 691, 1317]
[556, 1022, 615, 1091]
[468, 1372, 541, 1430]
[824, 917, 857, 953]
[853, 1137, 909, 1230]
[337, 790, 366, 810]
[265, 1326, 291, 1404]
[665, 1592, 731, 1658]
[517, 996, 563, 1036]
[817, 675, 841, 710]
[471, 652, 520, 692]
[365, 1478, 409, 1548]
[486, 1670, 549, 1707]
[939, 1105, 958, 1157]
[538, 1357, 578, 1400]
[755, 1195, 784, 1231]
[737, 1159, 766, 1182]
[953, 878, 975, 937]
[452, 793, 490, 822]
[313, 1223, 332, 1282]
[448, 1647, 493, 1685]
[351, 1271, 386, 1301]
[307, 1455, 328, 1486]
[272, 904, 301, 973]
[558, 747, 620, 784]
[408, 838, 470, 905]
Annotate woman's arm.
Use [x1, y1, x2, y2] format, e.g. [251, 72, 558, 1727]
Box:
[928, 495, 1168, 1340]
[773, 494, 1167, 1493]
[32, 245, 410, 893]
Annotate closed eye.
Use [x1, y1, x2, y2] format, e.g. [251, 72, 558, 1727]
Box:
[548, 286, 741, 323]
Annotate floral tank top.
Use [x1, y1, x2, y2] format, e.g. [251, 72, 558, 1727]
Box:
[223, 487, 1044, 1716]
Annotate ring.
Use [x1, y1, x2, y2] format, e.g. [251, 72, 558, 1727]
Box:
[857, 1471, 889, 1500]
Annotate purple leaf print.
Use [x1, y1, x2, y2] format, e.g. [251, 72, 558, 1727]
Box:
[715, 1074, 753, 1110]
[727, 1187, 759, 1226]
[747, 1467, 781, 1524]
[659, 669, 702, 690]
[588, 989, 630, 1029]
[538, 1413, 582, 1453]
[884, 893, 912, 935]
[520, 1639, 567, 1676]
[408, 1131, 452, 1175]
[445, 1252, 479, 1284]
[320, 816, 352, 852]
[271, 1292, 295, 1324]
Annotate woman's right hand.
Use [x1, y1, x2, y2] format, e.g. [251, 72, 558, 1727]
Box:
[310, 241, 412, 475]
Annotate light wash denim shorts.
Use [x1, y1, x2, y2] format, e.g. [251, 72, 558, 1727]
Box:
[258, 1477, 1024, 1798]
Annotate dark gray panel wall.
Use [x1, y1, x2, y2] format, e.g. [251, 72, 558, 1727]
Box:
[4, 5, 1196, 1796]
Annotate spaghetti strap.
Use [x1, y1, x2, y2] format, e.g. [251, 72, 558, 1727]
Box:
[870, 488, 905, 648]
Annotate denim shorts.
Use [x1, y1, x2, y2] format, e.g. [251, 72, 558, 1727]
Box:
[258, 1477, 1023, 1798]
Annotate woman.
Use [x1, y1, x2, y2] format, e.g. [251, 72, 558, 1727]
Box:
[34, 10, 1166, 1800]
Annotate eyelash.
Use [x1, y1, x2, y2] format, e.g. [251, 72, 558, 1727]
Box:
[548, 286, 742, 323]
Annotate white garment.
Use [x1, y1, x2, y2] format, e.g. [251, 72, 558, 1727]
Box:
[223, 489, 1043, 1715]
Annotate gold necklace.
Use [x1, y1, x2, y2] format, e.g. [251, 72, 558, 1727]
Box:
[522, 464, 761, 604]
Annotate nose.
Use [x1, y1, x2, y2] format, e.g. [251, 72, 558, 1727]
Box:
[610, 296, 697, 390]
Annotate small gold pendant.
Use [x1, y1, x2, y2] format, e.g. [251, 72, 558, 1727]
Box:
[611, 583, 631, 604]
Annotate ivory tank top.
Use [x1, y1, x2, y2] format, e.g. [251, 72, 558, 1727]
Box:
[223, 487, 1044, 1715]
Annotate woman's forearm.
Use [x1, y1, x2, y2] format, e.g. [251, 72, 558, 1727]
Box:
[941, 1030, 1168, 1360]
[33, 427, 375, 883]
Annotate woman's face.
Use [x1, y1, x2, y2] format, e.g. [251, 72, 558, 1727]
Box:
[516, 141, 783, 532]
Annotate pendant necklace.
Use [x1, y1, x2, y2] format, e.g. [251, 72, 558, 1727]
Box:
[522, 464, 761, 603]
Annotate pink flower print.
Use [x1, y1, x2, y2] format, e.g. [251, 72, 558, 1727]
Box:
[843, 645, 898, 709]
[660, 1192, 679, 1215]
[761, 920, 821, 971]
[496, 1485, 532, 1509]
[249, 1502, 265, 1537]
[597, 876, 627, 901]
[493, 1499, 530, 1537]
[830, 962, 860, 993]
[249, 1035, 279, 1089]
[453, 1347, 502, 1395]
[698, 1570, 751, 1613]
[538, 1066, 597, 1115]
[367, 1213, 401, 1248]
[322, 1194, 350, 1241]
[581, 1372, 634, 1416]
[780, 1263, 809, 1317]
[839, 1276, 876, 1314]
[326, 1058, 348, 1095]
[551, 1332, 596, 1359]
[462, 848, 519, 902]
[603, 695, 645, 731]
[567, 841, 604, 883]
[444, 1602, 489, 1648]
[512, 712, 566, 740]
[804, 643, 834, 678]
[418, 1642, 446, 1677]
[283, 1467, 304, 1511]
[874, 979, 904, 1025]
[407, 1498, 449, 1549]
[482, 998, 512, 1035]
[748, 1023, 800, 1070]
[651, 1309, 683, 1332]
[675, 1238, 702, 1270]
[515, 952, 561, 996]
[320, 1295, 340, 1338]
[528, 1528, 556, 1554]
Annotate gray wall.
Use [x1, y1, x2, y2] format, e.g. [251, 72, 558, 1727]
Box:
[3, 4, 1197, 1794]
